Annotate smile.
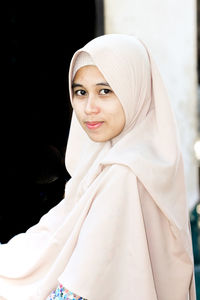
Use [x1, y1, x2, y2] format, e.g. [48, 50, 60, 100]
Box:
[85, 121, 104, 129]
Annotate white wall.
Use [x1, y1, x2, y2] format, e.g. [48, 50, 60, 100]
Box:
[104, 0, 199, 208]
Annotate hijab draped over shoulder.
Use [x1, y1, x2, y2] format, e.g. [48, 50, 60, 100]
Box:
[0, 34, 196, 300]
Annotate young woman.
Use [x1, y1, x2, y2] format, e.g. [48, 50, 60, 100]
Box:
[0, 34, 196, 300]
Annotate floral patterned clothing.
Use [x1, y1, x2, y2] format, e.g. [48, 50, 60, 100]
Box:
[46, 284, 87, 300]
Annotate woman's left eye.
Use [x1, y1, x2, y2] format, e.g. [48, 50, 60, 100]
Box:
[99, 89, 112, 95]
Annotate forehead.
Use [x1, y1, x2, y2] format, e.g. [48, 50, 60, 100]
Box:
[73, 65, 106, 84]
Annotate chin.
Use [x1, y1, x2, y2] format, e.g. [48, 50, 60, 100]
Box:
[88, 134, 109, 143]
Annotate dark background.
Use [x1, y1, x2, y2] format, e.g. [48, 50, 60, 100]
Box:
[1, 1, 104, 243]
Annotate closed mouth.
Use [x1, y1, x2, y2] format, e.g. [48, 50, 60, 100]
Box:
[85, 121, 104, 129]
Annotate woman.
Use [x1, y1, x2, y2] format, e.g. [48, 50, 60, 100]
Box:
[0, 34, 196, 300]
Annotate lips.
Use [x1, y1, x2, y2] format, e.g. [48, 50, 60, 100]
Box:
[85, 121, 104, 129]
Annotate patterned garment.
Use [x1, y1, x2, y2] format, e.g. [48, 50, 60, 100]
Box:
[46, 284, 87, 300]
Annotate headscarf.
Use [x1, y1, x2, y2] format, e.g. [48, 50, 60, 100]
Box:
[66, 34, 187, 230]
[0, 34, 195, 300]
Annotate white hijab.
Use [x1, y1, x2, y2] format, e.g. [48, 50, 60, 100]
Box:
[66, 33, 188, 231]
[0, 34, 195, 300]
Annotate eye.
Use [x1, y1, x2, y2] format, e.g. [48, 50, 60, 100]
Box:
[99, 89, 112, 95]
[74, 89, 87, 96]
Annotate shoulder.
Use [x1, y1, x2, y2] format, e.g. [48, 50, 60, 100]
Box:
[102, 163, 134, 177]
[97, 163, 137, 189]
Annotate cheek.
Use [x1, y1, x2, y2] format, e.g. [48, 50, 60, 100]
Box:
[116, 114, 126, 133]
[73, 101, 83, 117]
[72, 104, 83, 126]
[111, 104, 126, 128]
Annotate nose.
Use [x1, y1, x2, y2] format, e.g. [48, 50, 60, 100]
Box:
[84, 94, 100, 115]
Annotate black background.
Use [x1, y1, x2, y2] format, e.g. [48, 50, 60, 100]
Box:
[1, 1, 100, 242]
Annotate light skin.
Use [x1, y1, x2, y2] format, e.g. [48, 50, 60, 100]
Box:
[72, 65, 126, 143]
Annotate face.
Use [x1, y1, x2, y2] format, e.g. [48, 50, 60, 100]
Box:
[72, 65, 126, 143]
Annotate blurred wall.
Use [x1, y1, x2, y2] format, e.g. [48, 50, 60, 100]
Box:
[104, 0, 199, 209]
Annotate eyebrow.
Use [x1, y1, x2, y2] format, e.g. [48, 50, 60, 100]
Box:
[72, 82, 110, 89]
[96, 82, 110, 87]
[72, 83, 83, 89]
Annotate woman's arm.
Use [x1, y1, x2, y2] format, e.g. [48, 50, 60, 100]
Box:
[46, 284, 86, 300]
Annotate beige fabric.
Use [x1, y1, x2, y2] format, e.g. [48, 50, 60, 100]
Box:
[72, 52, 94, 79]
[0, 34, 196, 300]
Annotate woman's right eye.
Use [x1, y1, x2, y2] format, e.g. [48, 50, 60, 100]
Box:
[74, 90, 86, 96]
